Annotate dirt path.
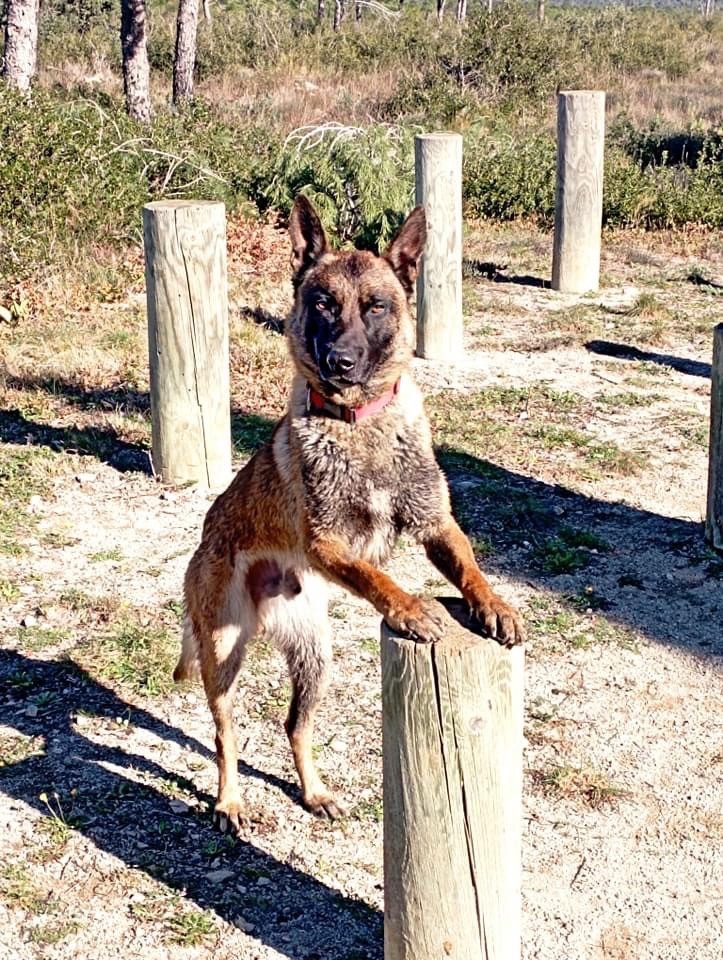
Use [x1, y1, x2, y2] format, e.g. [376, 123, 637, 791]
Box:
[1, 222, 722, 959]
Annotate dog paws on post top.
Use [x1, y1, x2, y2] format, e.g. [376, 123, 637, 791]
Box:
[177, 194, 524, 829]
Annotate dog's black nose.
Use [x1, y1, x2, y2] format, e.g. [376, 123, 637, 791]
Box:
[327, 348, 356, 375]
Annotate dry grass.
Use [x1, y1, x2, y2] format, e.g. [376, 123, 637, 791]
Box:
[531, 764, 629, 809]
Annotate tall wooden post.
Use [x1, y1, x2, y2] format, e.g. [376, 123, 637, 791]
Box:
[382, 600, 524, 960]
[706, 324, 723, 551]
[551, 91, 605, 294]
[415, 132, 463, 361]
[143, 200, 232, 491]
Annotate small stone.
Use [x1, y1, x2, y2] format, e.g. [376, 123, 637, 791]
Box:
[75, 473, 97, 484]
[169, 799, 190, 814]
[20, 615, 37, 629]
[25, 704, 38, 718]
[256, 876, 271, 886]
[329, 738, 348, 754]
[206, 868, 235, 883]
[233, 916, 255, 933]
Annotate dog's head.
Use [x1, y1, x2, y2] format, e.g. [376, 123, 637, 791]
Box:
[285, 195, 426, 402]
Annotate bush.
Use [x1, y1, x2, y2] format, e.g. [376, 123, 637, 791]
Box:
[464, 131, 556, 221]
[266, 123, 416, 250]
[0, 88, 280, 280]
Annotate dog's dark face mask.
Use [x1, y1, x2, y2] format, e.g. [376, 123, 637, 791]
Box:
[286, 196, 426, 399]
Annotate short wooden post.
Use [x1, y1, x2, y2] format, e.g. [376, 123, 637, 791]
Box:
[382, 600, 524, 960]
[551, 91, 606, 294]
[415, 132, 463, 361]
[143, 200, 232, 491]
[706, 324, 723, 551]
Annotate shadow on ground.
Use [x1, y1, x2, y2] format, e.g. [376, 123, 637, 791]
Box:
[0, 651, 382, 960]
[0, 372, 277, 469]
[438, 447, 722, 658]
[586, 339, 712, 378]
[463, 258, 550, 288]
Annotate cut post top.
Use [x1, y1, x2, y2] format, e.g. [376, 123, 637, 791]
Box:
[143, 199, 225, 212]
[382, 597, 511, 653]
[415, 131, 463, 141]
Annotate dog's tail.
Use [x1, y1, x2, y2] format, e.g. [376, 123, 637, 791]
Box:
[173, 614, 201, 683]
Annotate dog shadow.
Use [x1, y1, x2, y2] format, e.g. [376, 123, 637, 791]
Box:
[0, 650, 382, 959]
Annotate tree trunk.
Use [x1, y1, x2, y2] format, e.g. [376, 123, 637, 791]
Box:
[537, 0, 545, 23]
[436, 0, 446, 23]
[487, 0, 493, 13]
[355, 0, 362, 22]
[317, 0, 325, 22]
[120, 0, 152, 123]
[333, 0, 345, 30]
[2, 0, 40, 92]
[456, 0, 467, 22]
[173, 0, 199, 105]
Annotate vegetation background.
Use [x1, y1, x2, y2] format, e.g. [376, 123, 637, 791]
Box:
[1, 0, 722, 292]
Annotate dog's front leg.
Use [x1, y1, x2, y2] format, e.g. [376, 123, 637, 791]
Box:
[423, 519, 525, 647]
[307, 537, 446, 643]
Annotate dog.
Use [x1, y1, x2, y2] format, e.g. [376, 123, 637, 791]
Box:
[175, 195, 524, 833]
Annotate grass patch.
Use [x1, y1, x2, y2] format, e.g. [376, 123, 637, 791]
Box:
[0, 864, 52, 915]
[0, 733, 45, 770]
[28, 919, 80, 945]
[0, 578, 21, 603]
[0, 447, 56, 555]
[16, 625, 71, 652]
[88, 548, 123, 563]
[73, 610, 178, 697]
[167, 908, 217, 947]
[532, 764, 629, 809]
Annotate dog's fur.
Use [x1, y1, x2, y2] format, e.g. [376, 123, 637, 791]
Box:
[176, 196, 524, 832]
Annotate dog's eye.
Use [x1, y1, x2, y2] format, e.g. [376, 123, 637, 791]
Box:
[313, 296, 330, 313]
[368, 302, 387, 317]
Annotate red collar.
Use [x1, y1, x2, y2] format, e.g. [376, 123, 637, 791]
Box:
[306, 379, 400, 425]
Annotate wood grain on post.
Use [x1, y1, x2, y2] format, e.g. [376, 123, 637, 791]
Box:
[143, 200, 232, 491]
[551, 91, 606, 294]
[415, 132, 463, 361]
[706, 324, 723, 551]
[382, 599, 524, 960]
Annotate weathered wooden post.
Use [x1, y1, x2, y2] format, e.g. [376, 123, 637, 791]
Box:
[706, 324, 723, 550]
[143, 200, 232, 491]
[415, 132, 463, 361]
[551, 90, 606, 294]
[382, 599, 524, 960]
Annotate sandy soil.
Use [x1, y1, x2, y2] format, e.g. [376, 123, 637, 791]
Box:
[1, 222, 722, 960]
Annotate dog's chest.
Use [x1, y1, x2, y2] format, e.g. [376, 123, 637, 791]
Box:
[294, 416, 434, 560]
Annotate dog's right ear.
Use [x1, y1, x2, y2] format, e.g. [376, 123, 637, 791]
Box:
[289, 195, 328, 283]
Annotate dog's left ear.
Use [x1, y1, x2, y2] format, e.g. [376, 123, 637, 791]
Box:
[383, 206, 427, 298]
[289, 194, 328, 284]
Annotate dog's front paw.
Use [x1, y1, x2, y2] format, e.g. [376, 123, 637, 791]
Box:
[303, 791, 346, 820]
[214, 799, 248, 837]
[469, 592, 525, 647]
[386, 596, 446, 643]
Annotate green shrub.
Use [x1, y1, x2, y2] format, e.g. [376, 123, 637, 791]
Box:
[463, 130, 556, 221]
[0, 88, 280, 280]
[266, 123, 416, 250]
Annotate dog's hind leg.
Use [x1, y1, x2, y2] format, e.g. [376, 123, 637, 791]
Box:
[188, 556, 257, 836]
[266, 570, 344, 819]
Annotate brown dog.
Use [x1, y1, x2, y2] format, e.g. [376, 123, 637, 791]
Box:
[175, 196, 524, 832]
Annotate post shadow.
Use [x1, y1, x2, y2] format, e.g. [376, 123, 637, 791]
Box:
[0, 650, 382, 960]
[586, 340, 712, 379]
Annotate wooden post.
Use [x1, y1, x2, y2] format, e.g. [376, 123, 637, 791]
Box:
[551, 91, 605, 294]
[706, 324, 723, 551]
[415, 132, 463, 361]
[382, 599, 524, 960]
[143, 200, 232, 491]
